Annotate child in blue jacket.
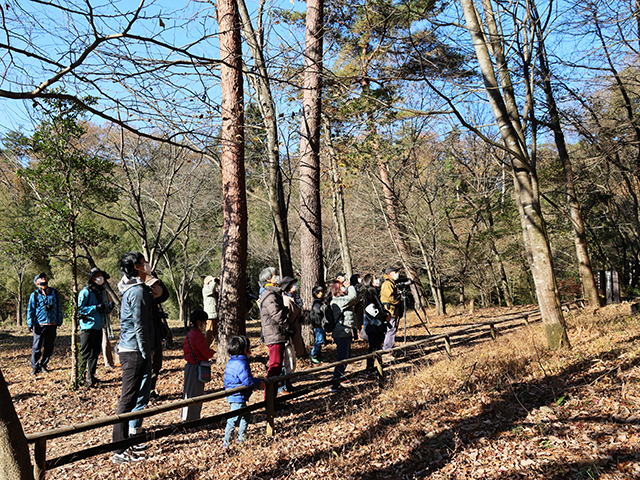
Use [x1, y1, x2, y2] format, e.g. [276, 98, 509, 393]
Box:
[223, 335, 265, 447]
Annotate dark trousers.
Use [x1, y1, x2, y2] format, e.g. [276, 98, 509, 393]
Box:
[150, 346, 163, 393]
[80, 329, 102, 383]
[31, 324, 57, 369]
[365, 327, 385, 369]
[112, 351, 150, 453]
[332, 336, 352, 383]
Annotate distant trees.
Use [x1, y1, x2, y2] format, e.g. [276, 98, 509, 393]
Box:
[10, 99, 117, 386]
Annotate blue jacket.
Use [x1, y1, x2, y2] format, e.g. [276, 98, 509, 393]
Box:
[224, 355, 262, 403]
[27, 288, 63, 328]
[117, 276, 155, 360]
[78, 284, 112, 330]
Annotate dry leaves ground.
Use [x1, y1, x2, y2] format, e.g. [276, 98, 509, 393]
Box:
[2, 303, 640, 479]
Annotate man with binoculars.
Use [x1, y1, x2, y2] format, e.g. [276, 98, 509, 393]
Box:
[27, 272, 63, 375]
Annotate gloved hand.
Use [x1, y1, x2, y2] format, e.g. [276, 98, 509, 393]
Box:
[28, 327, 33, 333]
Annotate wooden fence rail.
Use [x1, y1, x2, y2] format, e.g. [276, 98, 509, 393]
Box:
[23, 304, 566, 479]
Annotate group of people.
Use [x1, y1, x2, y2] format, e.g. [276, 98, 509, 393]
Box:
[25, 255, 409, 461]
[258, 264, 406, 394]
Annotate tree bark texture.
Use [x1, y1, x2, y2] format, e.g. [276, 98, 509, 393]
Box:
[0, 369, 34, 480]
[299, 0, 325, 313]
[238, 0, 294, 278]
[532, 2, 600, 308]
[323, 119, 353, 278]
[217, 0, 248, 365]
[460, 0, 569, 348]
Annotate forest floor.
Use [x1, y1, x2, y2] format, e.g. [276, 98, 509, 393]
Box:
[2, 302, 640, 480]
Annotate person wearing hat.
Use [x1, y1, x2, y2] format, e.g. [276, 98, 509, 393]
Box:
[78, 267, 114, 387]
[27, 273, 63, 375]
[380, 265, 403, 354]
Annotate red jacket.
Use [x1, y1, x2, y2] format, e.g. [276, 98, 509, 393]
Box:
[183, 328, 214, 365]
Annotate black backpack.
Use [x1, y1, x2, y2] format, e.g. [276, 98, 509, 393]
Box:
[320, 303, 337, 333]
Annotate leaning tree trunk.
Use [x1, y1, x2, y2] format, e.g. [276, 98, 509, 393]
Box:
[377, 160, 429, 309]
[299, 0, 325, 347]
[460, 0, 569, 348]
[238, 0, 294, 278]
[217, 0, 248, 365]
[533, 2, 599, 308]
[0, 369, 34, 480]
[323, 118, 353, 278]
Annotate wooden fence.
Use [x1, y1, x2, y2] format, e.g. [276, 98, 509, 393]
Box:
[24, 305, 562, 479]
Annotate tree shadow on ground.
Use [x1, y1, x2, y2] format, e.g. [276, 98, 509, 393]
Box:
[242, 347, 640, 480]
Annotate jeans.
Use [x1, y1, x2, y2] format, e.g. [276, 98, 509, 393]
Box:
[113, 351, 150, 453]
[224, 402, 249, 446]
[332, 336, 351, 384]
[311, 328, 325, 358]
[31, 324, 57, 369]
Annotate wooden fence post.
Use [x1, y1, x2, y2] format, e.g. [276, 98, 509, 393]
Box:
[444, 336, 452, 359]
[265, 382, 276, 436]
[490, 324, 496, 340]
[374, 353, 385, 387]
[34, 437, 46, 480]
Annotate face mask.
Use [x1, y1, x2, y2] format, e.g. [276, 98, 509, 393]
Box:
[273, 275, 281, 285]
[392, 272, 400, 281]
[373, 278, 380, 287]
[93, 276, 104, 286]
[291, 284, 298, 292]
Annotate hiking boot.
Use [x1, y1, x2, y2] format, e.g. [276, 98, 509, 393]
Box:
[40, 365, 49, 373]
[310, 356, 321, 365]
[30, 366, 39, 376]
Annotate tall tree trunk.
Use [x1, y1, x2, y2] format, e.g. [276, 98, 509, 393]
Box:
[299, 0, 325, 348]
[71, 232, 79, 389]
[217, 0, 248, 365]
[532, 1, 600, 308]
[0, 369, 33, 480]
[491, 241, 513, 306]
[377, 160, 429, 309]
[16, 277, 23, 327]
[323, 118, 353, 278]
[238, 0, 293, 277]
[460, 0, 569, 348]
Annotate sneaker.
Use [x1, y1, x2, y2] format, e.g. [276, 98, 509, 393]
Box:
[330, 385, 344, 392]
[112, 450, 144, 464]
[30, 367, 39, 376]
[340, 380, 352, 387]
[131, 443, 148, 452]
[40, 366, 49, 373]
[310, 356, 321, 365]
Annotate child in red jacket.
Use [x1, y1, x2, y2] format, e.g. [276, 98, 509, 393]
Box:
[181, 310, 214, 421]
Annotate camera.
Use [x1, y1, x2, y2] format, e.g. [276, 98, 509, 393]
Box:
[396, 279, 414, 288]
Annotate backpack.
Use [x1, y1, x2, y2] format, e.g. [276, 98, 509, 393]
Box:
[320, 303, 337, 333]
